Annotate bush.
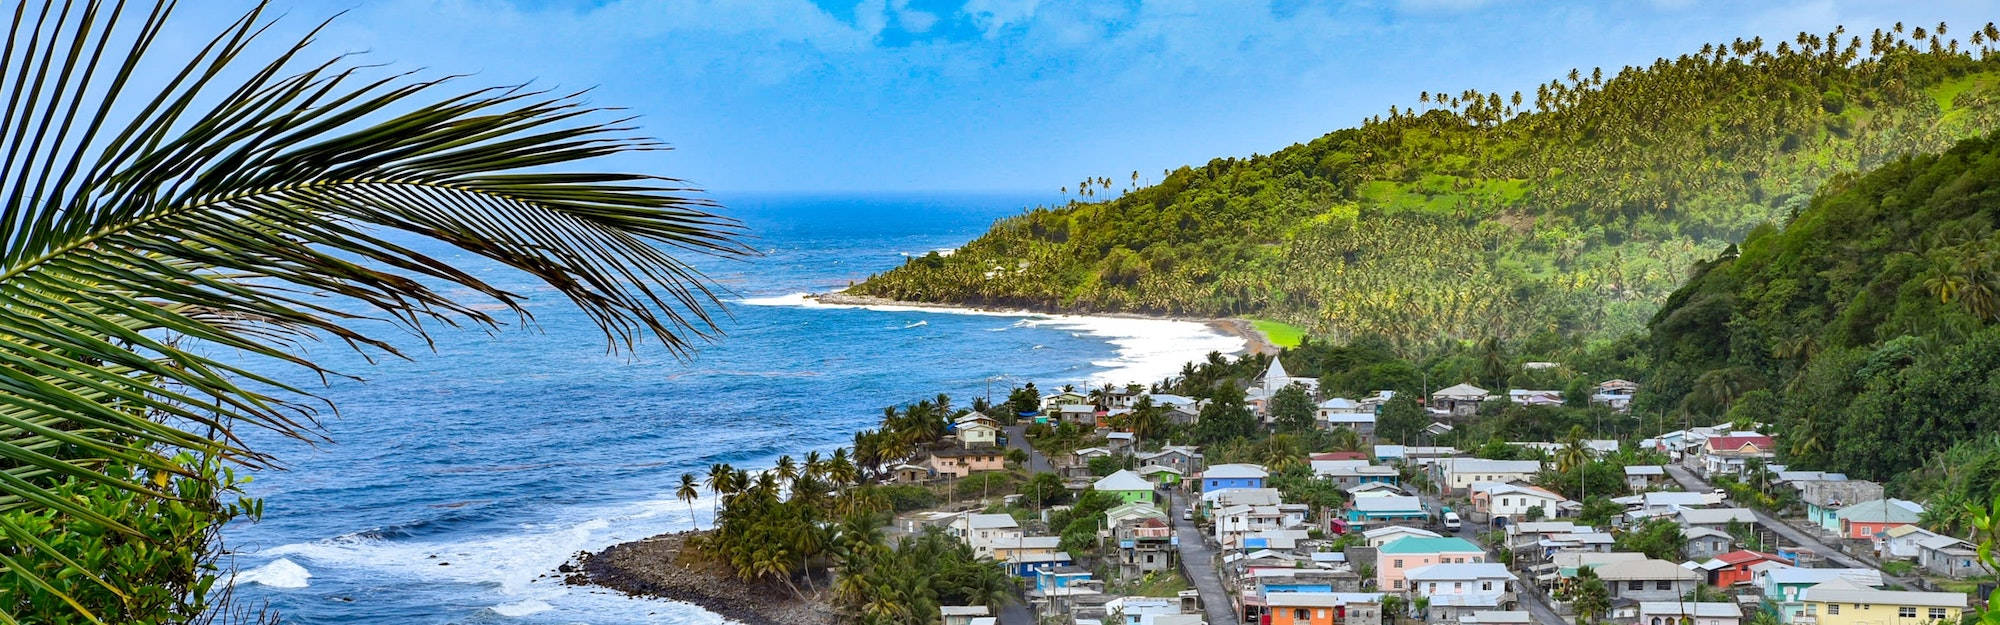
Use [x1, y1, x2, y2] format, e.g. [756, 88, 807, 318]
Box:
[881, 484, 940, 512]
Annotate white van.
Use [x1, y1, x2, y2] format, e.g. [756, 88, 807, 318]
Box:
[1442, 512, 1462, 531]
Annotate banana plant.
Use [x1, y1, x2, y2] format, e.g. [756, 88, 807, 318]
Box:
[0, 0, 743, 620]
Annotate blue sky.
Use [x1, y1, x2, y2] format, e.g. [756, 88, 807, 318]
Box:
[186, 0, 2000, 194]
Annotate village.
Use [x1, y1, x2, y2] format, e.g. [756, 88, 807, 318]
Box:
[881, 356, 1990, 625]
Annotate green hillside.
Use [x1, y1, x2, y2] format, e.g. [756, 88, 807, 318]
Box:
[855, 24, 2000, 352]
[1643, 128, 2000, 490]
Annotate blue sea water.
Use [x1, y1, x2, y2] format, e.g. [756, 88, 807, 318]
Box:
[222, 193, 1242, 624]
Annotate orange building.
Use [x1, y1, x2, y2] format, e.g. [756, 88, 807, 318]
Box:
[1263, 592, 1383, 625]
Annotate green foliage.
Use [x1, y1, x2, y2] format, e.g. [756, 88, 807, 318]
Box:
[880, 485, 940, 512]
[1376, 395, 1429, 445]
[1270, 384, 1317, 433]
[1571, 565, 1611, 625]
[1191, 385, 1258, 444]
[1087, 455, 1126, 477]
[0, 455, 255, 625]
[1022, 473, 1069, 507]
[855, 28, 2000, 352]
[1615, 518, 1689, 561]
[1647, 130, 2000, 480]
[1576, 497, 1626, 528]
[832, 528, 1013, 625]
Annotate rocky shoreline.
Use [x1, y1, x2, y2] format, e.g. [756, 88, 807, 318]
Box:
[562, 531, 836, 625]
[809, 292, 1278, 355]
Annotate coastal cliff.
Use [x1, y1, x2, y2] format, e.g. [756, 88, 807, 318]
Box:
[564, 532, 835, 625]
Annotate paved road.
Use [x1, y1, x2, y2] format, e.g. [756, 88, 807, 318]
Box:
[1660, 465, 1919, 586]
[998, 597, 1035, 625]
[1003, 425, 1053, 474]
[1169, 491, 1240, 625]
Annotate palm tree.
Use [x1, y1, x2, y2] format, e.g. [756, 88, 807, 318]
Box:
[775, 455, 800, 483]
[0, 0, 744, 618]
[677, 473, 703, 530]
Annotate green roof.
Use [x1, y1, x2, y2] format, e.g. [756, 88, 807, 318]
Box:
[1378, 537, 1481, 554]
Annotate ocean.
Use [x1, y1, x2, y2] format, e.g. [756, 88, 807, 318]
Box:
[222, 193, 1245, 624]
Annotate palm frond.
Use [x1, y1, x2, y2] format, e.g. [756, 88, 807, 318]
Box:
[0, 0, 747, 618]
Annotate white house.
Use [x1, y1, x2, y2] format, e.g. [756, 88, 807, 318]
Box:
[950, 513, 1021, 558]
[1404, 563, 1518, 622]
[1631, 602, 1740, 625]
[1469, 482, 1567, 526]
[1432, 458, 1543, 493]
[1362, 525, 1441, 548]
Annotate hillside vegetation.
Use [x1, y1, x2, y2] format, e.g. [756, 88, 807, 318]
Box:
[855, 23, 2000, 352]
[1643, 129, 2000, 502]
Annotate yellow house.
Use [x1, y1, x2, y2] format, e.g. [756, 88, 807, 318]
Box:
[1796, 578, 1967, 625]
[991, 535, 1061, 561]
[955, 414, 1000, 448]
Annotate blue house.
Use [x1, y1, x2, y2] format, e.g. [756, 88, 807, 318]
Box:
[1200, 463, 1269, 493]
[1007, 551, 1074, 577]
[1344, 495, 1429, 524]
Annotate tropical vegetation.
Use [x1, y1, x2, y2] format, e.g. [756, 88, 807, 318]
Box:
[0, 0, 743, 621]
[855, 23, 2000, 353]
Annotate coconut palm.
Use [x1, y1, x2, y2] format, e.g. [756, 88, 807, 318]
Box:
[0, 0, 745, 618]
[775, 454, 799, 483]
[677, 474, 703, 530]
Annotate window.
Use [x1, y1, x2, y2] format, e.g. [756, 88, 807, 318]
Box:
[1294, 609, 1309, 621]
[1317, 610, 1328, 619]
[1428, 583, 1438, 593]
[1827, 604, 1839, 615]
[1393, 559, 1403, 568]
[1453, 582, 1463, 591]
[1899, 607, 1916, 618]
[1393, 580, 1404, 589]
[1931, 608, 1949, 620]
[1657, 580, 1672, 590]
[1628, 581, 1644, 591]
[1482, 581, 1493, 591]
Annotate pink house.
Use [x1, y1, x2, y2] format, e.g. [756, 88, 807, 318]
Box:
[1375, 536, 1485, 591]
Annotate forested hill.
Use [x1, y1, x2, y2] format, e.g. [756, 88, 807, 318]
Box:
[1642, 129, 2000, 499]
[854, 23, 2000, 351]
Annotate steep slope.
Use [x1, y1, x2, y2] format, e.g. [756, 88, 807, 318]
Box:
[1645, 128, 2000, 482]
[854, 24, 2000, 351]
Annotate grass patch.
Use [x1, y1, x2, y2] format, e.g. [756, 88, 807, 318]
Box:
[1117, 571, 1191, 597]
[1251, 319, 1307, 349]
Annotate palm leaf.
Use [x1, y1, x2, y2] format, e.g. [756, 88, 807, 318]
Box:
[0, 0, 746, 618]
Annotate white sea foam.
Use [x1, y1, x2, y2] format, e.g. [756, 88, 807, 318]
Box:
[739, 292, 1246, 386]
[259, 492, 720, 621]
[489, 599, 554, 617]
[232, 558, 311, 588]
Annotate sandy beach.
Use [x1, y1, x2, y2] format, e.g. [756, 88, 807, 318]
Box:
[804, 291, 1278, 357]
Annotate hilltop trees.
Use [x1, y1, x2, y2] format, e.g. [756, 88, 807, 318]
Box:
[855, 24, 2000, 353]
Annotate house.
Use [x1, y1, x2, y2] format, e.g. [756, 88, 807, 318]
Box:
[1430, 383, 1490, 418]
[1632, 602, 1740, 625]
[954, 414, 1001, 448]
[1203, 487, 1283, 512]
[889, 463, 933, 484]
[992, 535, 1062, 563]
[1915, 533, 1993, 578]
[1317, 397, 1361, 414]
[1094, 470, 1157, 505]
[1201, 463, 1269, 493]
[1624, 465, 1666, 493]
[1638, 490, 1720, 513]
[1105, 596, 1192, 625]
[1356, 390, 1397, 413]
[1105, 432, 1137, 455]
[1346, 496, 1430, 527]
[1136, 464, 1183, 486]
[1362, 525, 1441, 548]
[1754, 567, 1884, 622]
[1552, 552, 1648, 590]
[1590, 379, 1638, 412]
[1146, 393, 1198, 410]
[1795, 578, 1967, 625]
[1263, 592, 1385, 625]
[1594, 559, 1701, 602]
[1166, 405, 1200, 426]
[1321, 412, 1378, 444]
[1877, 524, 1937, 560]
[1703, 550, 1790, 587]
[1105, 502, 1168, 529]
[950, 513, 1021, 558]
[1681, 527, 1734, 561]
[1506, 389, 1564, 406]
[1041, 390, 1086, 412]
[1260, 356, 1320, 393]
[1404, 563, 1518, 622]
[1431, 458, 1542, 493]
[1312, 460, 1401, 488]
[1139, 446, 1205, 474]
[1676, 508, 1757, 531]
[1375, 537, 1485, 592]
[1314, 451, 1371, 462]
[1468, 483, 1566, 527]
[1053, 404, 1097, 426]
[926, 448, 1006, 478]
[1799, 480, 1884, 532]
[1346, 482, 1408, 498]
[1114, 516, 1176, 579]
[1834, 498, 1922, 539]
[1697, 434, 1775, 478]
[941, 606, 990, 625]
[1216, 504, 1308, 549]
